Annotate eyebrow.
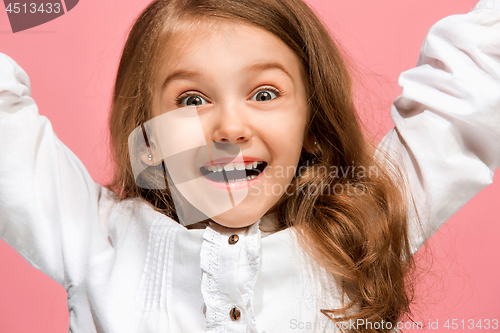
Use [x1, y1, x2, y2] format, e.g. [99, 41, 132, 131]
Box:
[161, 62, 294, 90]
[162, 70, 203, 90]
[246, 62, 294, 82]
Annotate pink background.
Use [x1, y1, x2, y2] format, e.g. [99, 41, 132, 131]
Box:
[0, 0, 498, 331]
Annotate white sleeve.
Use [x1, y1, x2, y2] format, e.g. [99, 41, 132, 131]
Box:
[0, 53, 114, 292]
[378, 0, 500, 254]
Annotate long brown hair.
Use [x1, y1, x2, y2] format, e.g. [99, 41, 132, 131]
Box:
[106, 0, 416, 331]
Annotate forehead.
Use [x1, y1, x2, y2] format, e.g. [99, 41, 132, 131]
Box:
[158, 19, 304, 84]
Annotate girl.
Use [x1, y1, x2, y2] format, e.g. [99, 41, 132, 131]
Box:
[1, 0, 499, 332]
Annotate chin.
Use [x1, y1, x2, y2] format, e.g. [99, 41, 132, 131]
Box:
[211, 203, 269, 228]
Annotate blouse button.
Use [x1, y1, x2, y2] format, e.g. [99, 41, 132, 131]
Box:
[229, 307, 241, 321]
[228, 234, 239, 245]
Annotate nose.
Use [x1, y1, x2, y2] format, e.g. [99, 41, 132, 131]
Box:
[211, 103, 252, 144]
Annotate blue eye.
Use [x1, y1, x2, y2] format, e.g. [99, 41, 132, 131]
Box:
[175, 94, 207, 106]
[251, 88, 282, 102]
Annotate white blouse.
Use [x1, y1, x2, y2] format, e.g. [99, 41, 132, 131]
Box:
[1, 1, 499, 332]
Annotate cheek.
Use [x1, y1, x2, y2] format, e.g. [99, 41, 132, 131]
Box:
[266, 134, 302, 163]
[270, 119, 306, 154]
[264, 128, 305, 184]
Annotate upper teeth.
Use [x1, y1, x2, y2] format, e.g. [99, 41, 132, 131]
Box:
[203, 161, 263, 172]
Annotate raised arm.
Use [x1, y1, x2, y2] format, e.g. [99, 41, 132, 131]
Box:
[0, 53, 114, 291]
[378, 0, 500, 253]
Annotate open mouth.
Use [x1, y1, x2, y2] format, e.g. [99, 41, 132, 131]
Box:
[200, 161, 268, 183]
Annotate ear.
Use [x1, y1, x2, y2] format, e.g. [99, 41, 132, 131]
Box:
[139, 148, 163, 167]
[302, 134, 316, 154]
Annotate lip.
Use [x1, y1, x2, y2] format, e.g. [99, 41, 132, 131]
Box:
[201, 156, 266, 167]
[200, 157, 268, 190]
[202, 168, 265, 190]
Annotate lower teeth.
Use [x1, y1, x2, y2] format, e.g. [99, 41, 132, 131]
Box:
[226, 175, 257, 183]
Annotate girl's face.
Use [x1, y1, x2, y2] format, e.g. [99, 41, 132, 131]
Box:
[152, 20, 309, 228]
